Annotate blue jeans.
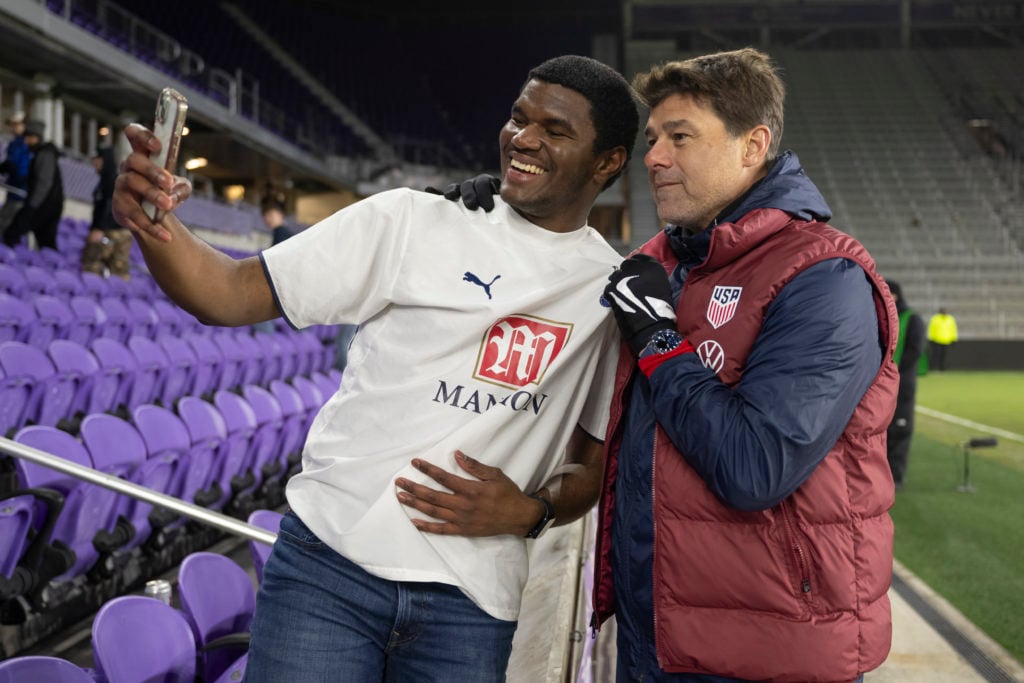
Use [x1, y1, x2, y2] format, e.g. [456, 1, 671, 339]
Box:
[245, 511, 517, 682]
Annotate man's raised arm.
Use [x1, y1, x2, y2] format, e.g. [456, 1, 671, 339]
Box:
[113, 123, 279, 327]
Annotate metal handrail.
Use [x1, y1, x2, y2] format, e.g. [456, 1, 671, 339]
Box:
[0, 437, 277, 546]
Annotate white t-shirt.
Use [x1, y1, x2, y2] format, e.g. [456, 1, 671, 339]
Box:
[261, 188, 620, 620]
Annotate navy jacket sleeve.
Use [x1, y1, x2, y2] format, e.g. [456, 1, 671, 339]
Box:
[647, 258, 883, 511]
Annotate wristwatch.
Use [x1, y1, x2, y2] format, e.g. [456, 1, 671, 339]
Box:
[524, 494, 555, 539]
[638, 329, 684, 359]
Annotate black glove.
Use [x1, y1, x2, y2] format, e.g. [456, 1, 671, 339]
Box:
[602, 254, 678, 355]
[424, 174, 500, 212]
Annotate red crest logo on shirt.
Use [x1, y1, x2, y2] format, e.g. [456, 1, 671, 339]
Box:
[474, 315, 573, 390]
[706, 285, 743, 329]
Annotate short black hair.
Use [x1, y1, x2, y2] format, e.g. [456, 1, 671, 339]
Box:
[526, 55, 639, 189]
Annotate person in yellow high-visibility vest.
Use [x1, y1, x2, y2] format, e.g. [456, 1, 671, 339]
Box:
[927, 307, 958, 371]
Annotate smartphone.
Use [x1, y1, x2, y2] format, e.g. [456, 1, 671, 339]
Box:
[141, 87, 189, 222]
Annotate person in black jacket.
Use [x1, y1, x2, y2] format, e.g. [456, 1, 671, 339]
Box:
[81, 146, 133, 279]
[885, 279, 926, 490]
[3, 119, 64, 250]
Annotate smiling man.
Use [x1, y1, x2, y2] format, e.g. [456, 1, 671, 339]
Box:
[111, 55, 638, 680]
[595, 47, 900, 682]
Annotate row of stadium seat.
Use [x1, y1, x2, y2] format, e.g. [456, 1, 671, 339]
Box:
[0, 512, 283, 682]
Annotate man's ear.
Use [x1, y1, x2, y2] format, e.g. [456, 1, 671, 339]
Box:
[743, 126, 771, 168]
[594, 146, 628, 187]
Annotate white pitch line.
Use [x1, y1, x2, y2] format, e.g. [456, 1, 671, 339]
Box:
[916, 406, 1024, 445]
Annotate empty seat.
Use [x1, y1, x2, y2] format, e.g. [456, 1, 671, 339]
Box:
[269, 379, 306, 473]
[0, 292, 34, 343]
[126, 297, 160, 339]
[240, 384, 285, 493]
[247, 509, 283, 584]
[290, 374, 325, 436]
[0, 655, 94, 682]
[80, 413, 177, 552]
[0, 341, 62, 428]
[212, 390, 259, 511]
[232, 330, 264, 387]
[22, 265, 56, 297]
[157, 335, 198, 404]
[178, 552, 254, 682]
[133, 403, 214, 509]
[186, 333, 224, 398]
[13, 425, 115, 581]
[0, 263, 27, 297]
[47, 339, 100, 423]
[30, 295, 74, 348]
[126, 336, 170, 410]
[91, 595, 197, 683]
[67, 295, 108, 346]
[177, 396, 230, 509]
[98, 296, 132, 344]
[91, 337, 138, 414]
[79, 270, 111, 300]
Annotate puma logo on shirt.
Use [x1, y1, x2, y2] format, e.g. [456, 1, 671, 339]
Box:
[463, 271, 501, 300]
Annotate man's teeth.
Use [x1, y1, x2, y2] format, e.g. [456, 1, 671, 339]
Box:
[510, 159, 545, 175]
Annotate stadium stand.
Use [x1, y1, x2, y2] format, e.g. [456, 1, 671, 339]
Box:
[1, 1, 1022, 679]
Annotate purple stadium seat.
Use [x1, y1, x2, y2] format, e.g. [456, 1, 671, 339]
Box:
[211, 331, 246, 391]
[247, 509, 282, 584]
[91, 595, 197, 683]
[176, 396, 229, 509]
[0, 263, 27, 297]
[29, 294, 74, 348]
[0, 341, 60, 428]
[0, 655, 94, 683]
[232, 330, 263, 387]
[13, 425, 116, 581]
[91, 337, 138, 413]
[152, 298, 190, 338]
[212, 390, 258, 509]
[68, 295, 108, 346]
[47, 339, 99, 422]
[327, 368, 343, 386]
[186, 333, 224, 397]
[126, 336, 170, 410]
[157, 335, 197, 403]
[80, 413, 177, 552]
[52, 269, 83, 299]
[0, 494, 35, 596]
[252, 332, 283, 385]
[290, 374, 325, 434]
[133, 403, 212, 509]
[36, 246, 68, 270]
[310, 369, 340, 403]
[126, 297, 160, 339]
[98, 296, 132, 344]
[240, 384, 284, 488]
[104, 273, 132, 301]
[178, 552, 254, 682]
[0, 244, 15, 264]
[272, 330, 300, 381]
[22, 265, 56, 297]
[0, 292, 34, 343]
[79, 270, 111, 300]
[269, 379, 306, 472]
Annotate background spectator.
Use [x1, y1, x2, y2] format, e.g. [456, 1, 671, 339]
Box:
[927, 307, 958, 371]
[886, 279, 926, 490]
[3, 119, 64, 250]
[0, 110, 31, 238]
[81, 146, 132, 279]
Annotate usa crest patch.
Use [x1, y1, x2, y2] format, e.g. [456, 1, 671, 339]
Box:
[706, 286, 742, 329]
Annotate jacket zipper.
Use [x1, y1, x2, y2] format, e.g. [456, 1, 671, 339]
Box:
[780, 500, 811, 596]
[651, 427, 663, 664]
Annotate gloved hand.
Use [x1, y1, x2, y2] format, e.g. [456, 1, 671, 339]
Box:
[424, 174, 500, 212]
[602, 254, 678, 355]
